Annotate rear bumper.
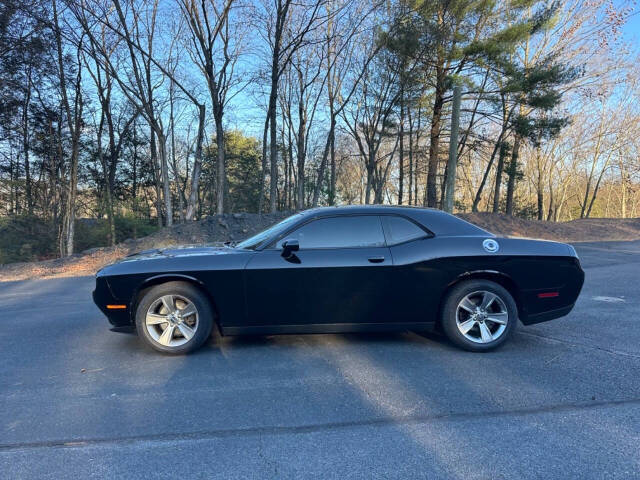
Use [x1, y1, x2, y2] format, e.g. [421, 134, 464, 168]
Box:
[520, 303, 576, 325]
[519, 258, 584, 325]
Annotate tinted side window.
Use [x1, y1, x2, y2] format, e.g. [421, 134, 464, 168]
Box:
[382, 215, 427, 245]
[276, 216, 385, 249]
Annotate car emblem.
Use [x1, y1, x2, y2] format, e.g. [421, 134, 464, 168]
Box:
[483, 239, 499, 253]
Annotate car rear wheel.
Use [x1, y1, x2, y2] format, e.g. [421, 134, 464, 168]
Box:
[441, 280, 517, 352]
[135, 282, 213, 355]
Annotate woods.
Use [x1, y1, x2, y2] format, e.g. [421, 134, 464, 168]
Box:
[0, 0, 638, 262]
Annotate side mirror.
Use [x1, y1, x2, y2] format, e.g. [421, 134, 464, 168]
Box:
[281, 238, 300, 259]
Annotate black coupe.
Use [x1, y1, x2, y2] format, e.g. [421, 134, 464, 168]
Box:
[93, 206, 584, 354]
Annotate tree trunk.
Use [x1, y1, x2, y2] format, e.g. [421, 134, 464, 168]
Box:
[407, 104, 413, 206]
[425, 68, 445, 207]
[535, 148, 544, 220]
[620, 165, 627, 219]
[472, 138, 502, 212]
[287, 122, 294, 209]
[169, 82, 183, 223]
[537, 179, 544, 220]
[311, 115, 336, 208]
[259, 116, 269, 213]
[268, 14, 284, 213]
[22, 67, 33, 214]
[282, 116, 289, 210]
[398, 86, 404, 205]
[328, 97, 337, 206]
[53, 0, 83, 256]
[505, 135, 521, 216]
[132, 123, 139, 214]
[215, 111, 225, 215]
[547, 171, 555, 221]
[586, 164, 608, 218]
[150, 128, 163, 226]
[158, 130, 173, 226]
[329, 133, 336, 205]
[443, 84, 461, 213]
[296, 73, 307, 210]
[185, 104, 206, 220]
[365, 162, 373, 204]
[269, 85, 278, 213]
[492, 142, 508, 213]
[97, 107, 116, 246]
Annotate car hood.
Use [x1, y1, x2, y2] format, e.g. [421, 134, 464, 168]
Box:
[118, 245, 242, 262]
[96, 244, 253, 278]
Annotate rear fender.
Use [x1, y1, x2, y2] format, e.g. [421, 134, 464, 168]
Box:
[440, 270, 523, 320]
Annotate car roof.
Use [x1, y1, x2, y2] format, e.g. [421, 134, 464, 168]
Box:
[297, 205, 492, 237]
[299, 205, 437, 215]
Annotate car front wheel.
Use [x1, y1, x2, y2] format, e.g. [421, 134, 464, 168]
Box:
[135, 281, 213, 355]
[440, 280, 517, 352]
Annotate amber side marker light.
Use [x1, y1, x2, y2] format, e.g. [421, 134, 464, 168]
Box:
[537, 292, 559, 298]
[106, 304, 127, 310]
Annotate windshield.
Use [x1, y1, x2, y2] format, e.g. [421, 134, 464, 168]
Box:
[235, 214, 302, 250]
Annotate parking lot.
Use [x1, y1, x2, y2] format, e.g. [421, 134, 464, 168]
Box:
[1, 240, 639, 479]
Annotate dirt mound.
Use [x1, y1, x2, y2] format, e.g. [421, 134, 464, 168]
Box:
[460, 213, 640, 243]
[128, 212, 290, 251]
[1, 212, 638, 282]
[0, 212, 290, 283]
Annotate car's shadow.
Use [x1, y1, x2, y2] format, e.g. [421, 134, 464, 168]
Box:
[208, 327, 452, 351]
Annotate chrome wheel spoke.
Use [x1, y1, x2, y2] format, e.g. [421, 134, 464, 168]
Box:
[458, 319, 476, 334]
[478, 322, 493, 343]
[487, 312, 508, 325]
[480, 292, 497, 310]
[158, 325, 175, 346]
[177, 323, 195, 340]
[161, 295, 176, 313]
[146, 313, 168, 325]
[179, 303, 197, 318]
[459, 297, 477, 313]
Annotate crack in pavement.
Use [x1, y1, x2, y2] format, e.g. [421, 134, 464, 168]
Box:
[2, 397, 639, 454]
[518, 330, 640, 359]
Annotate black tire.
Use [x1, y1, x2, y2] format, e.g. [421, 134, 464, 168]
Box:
[440, 279, 517, 352]
[135, 281, 213, 355]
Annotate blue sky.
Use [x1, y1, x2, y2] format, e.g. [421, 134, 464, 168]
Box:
[624, 10, 640, 45]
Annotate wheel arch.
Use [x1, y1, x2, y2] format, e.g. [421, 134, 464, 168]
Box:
[437, 270, 523, 324]
[132, 274, 221, 332]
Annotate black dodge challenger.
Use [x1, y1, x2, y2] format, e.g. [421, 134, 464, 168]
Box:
[93, 206, 584, 354]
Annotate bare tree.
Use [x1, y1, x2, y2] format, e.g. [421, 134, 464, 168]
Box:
[257, 0, 329, 212]
[179, 0, 241, 217]
[341, 44, 400, 204]
[53, 0, 84, 255]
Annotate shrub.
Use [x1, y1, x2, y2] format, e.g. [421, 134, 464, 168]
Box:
[0, 215, 58, 264]
[0, 215, 159, 264]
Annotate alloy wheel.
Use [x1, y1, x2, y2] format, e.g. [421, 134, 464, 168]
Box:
[455, 290, 509, 344]
[145, 294, 199, 347]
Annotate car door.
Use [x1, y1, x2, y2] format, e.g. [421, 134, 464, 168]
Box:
[242, 215, 392, 328]
[381, 214, 441, 323]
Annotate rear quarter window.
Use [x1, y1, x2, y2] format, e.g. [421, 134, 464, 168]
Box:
[382, 216, 428, 245]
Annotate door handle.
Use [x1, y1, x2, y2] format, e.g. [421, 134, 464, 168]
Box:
[368, 256, 385, 263]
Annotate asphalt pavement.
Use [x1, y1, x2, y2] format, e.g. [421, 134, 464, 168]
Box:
[1, 240, 639, 479]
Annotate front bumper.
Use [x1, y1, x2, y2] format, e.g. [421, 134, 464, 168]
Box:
[93, 277, 132, 327]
